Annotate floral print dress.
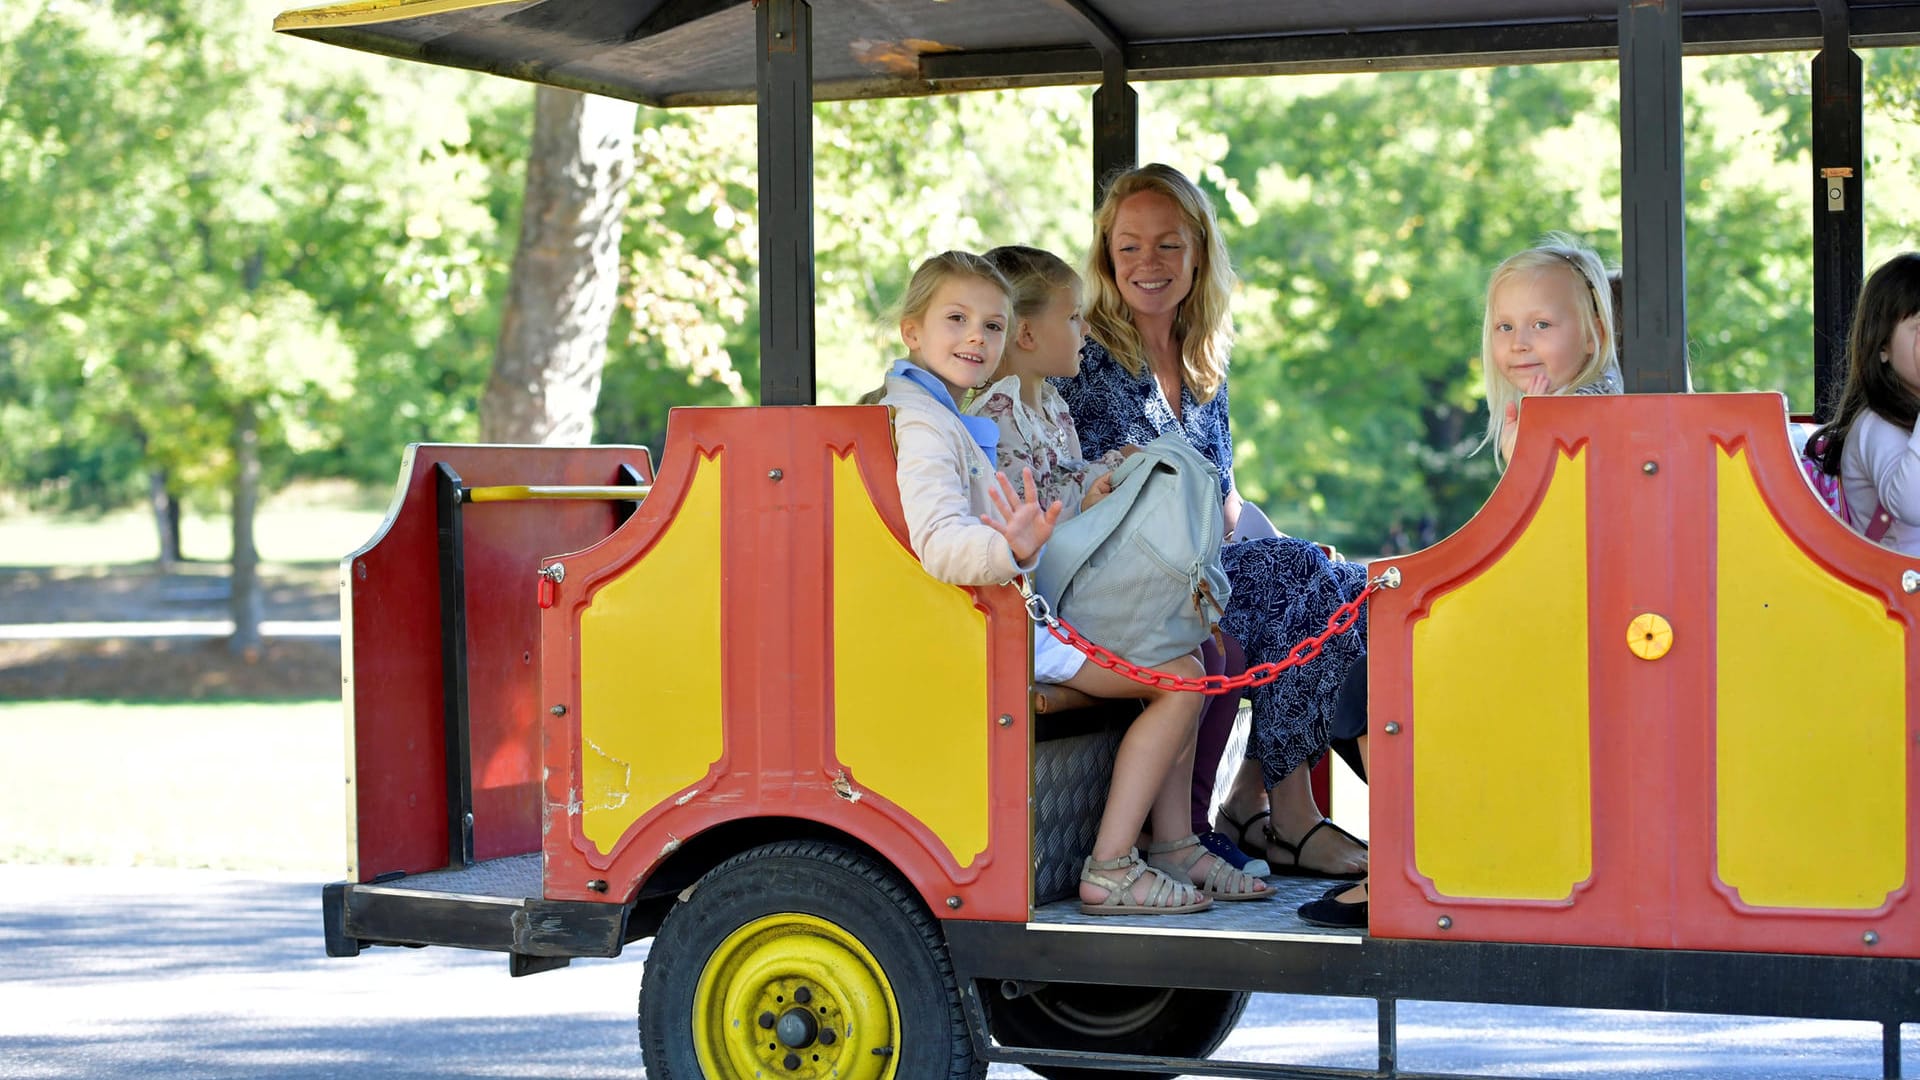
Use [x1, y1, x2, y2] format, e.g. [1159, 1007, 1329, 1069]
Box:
[1054, 339, 1368, 785]
[965, 374, 1121, 518]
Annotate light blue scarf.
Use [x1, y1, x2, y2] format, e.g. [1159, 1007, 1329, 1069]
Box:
[890, 359, 999, 462]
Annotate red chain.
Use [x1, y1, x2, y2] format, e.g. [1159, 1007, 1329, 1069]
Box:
[1024, 574, 1386, 695]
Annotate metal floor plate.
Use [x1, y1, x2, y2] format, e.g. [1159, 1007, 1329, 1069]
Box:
[366, 854, 543, 898]
[1031, 873, 1366, 941]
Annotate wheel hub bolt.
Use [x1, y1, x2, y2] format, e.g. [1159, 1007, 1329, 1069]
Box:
[757, 1011, 776, 1029]
[820, 1028, 836, 1045]
[776, 1006, 820, 1049]
[794, 986, 812, 1004]
[783, 1052, 801, 1070]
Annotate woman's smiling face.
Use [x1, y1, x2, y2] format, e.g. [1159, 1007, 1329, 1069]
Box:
[1108, 191, 1196, 321]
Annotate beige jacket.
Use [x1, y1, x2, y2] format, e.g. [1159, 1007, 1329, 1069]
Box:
[882, 372, 1032, 586]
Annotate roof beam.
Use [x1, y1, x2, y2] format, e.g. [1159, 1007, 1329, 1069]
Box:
[917, 7, 1920, 89]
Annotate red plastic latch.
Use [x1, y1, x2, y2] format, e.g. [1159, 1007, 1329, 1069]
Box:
[538, 576, 556, 609]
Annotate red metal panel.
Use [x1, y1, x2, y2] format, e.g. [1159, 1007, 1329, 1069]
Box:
[1370, 393, 1919, 957]
[345, 444, 652, 881]
[541, 407, 1033, 921]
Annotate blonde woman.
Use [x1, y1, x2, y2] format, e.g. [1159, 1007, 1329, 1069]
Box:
[1057, 164, 1371, 883]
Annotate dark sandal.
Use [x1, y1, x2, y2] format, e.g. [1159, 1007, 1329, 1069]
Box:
[1298, 881, 1368, 929]
[1262, 818, 1368, 881]
[1219, 808, 1272, 857]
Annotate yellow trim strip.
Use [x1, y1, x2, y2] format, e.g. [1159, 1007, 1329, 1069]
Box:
[273, 0, 521, 33]
[466, 485, 650, 504]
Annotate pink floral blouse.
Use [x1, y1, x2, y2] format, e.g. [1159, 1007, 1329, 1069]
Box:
[966, 375, 1122, 520]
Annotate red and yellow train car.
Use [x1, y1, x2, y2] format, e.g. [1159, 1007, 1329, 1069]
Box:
[283, 0, 1920, 1076]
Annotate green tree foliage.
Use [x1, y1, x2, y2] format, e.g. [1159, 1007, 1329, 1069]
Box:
[0, 0, 520, 516]
[6, 7, 1916, 563]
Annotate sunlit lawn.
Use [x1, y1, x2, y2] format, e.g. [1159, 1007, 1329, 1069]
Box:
[0, 700, 347, 873]
[0, 481, 389, 568]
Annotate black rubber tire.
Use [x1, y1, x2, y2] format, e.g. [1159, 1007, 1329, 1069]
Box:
[986, 982, 1250, 1080]
[637, 839, 982, 1079]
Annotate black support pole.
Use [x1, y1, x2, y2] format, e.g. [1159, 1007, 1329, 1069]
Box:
[1812, 0, 1863, 423]
[1042, 0, 1135, 209]
[757, 0, 815, 406]
[1617, 0, 1689, 394]
[434, 463, 475, 870]
[1092, 75, 1138, 209]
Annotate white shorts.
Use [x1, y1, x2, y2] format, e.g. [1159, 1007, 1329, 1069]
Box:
[1033, 625, 1086, 684]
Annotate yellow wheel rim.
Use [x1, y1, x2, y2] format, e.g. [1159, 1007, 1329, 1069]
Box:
[691, 913, 900, 1080]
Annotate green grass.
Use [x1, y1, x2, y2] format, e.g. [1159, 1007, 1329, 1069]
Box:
[0, 481, 390, 568]
[0, 700, 349, 872]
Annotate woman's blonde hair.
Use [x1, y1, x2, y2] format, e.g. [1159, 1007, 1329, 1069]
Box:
[1480, 233, 1616, 467]
[1083, 163, 1234, 404]
[982, 245, 1082, 383]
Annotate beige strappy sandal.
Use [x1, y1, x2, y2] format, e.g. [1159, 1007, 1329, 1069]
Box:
[1078, 849, 1213, 916]
[1146, 834, 1274, 902]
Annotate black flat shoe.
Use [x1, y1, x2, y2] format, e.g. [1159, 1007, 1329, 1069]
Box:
[1298, 883, 1367, 929]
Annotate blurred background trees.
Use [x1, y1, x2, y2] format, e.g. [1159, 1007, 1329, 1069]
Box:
[4, 0, 1919, 580]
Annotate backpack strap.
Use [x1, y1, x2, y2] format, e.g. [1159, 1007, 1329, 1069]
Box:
[1864, 502, 1895, 543]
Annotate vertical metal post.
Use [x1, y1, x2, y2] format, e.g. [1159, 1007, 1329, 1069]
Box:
[1041, 0, 1135, 208]
[757, 0, 816, 406]
[1812, 0, 1863, 422]
[1884, 1020, 1903, 1080]
[1617, 0, 1689, 394]
[1092, 72, 1138, 209]
[1378, 996, 1399, 1076]
[434, 463, 475, 870]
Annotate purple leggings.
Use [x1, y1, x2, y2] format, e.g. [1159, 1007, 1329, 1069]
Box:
[1191, 634, 1247, 834]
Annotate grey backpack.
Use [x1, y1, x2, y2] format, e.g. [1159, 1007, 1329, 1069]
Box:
[1034, 432, 1231, 667]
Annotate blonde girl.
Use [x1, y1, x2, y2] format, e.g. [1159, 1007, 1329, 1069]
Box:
[1481, 235, 1622, 467]
[884, 250, 1254, 914]
[965, 245, 1122, 515]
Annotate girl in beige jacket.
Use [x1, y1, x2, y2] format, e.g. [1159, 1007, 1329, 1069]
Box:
[881, 251, 1261, 915]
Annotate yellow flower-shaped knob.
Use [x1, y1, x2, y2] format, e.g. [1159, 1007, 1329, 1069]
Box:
[1626, 612, 1673, 660]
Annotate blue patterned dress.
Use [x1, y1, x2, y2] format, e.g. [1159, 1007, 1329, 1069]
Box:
[1054, 339, 1368, 784]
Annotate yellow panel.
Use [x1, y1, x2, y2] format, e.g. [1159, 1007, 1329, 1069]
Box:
[831, 454, 991, 867]
[1714, 448, 1906, 909]
[274, 0, 517, 32]
[579, 453, 725, 854]
[1413, 448, 1592, 899]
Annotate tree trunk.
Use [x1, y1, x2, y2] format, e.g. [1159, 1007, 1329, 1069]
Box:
[228, 402, 264, 659]
[480, 86, 639, 445]
[148, 468, 182, 568]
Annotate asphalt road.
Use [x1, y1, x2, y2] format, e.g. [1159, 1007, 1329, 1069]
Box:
[0, 864, 1907, 1079]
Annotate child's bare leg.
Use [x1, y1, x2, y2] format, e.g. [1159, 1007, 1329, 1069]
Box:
[1064, 657, 1205, 905]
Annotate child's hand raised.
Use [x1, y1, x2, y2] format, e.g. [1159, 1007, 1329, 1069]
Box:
[983, 467, 1063, 564]
[1501, 372, 1552, 461]
[1080, 473, 1114, 511]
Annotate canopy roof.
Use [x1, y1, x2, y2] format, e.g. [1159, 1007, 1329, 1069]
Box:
[273, 0, 1920, 107]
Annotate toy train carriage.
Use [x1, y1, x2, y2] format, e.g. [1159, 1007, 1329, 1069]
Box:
[333, 390, 1918, 967]
[1371, 391, 1920, 957]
